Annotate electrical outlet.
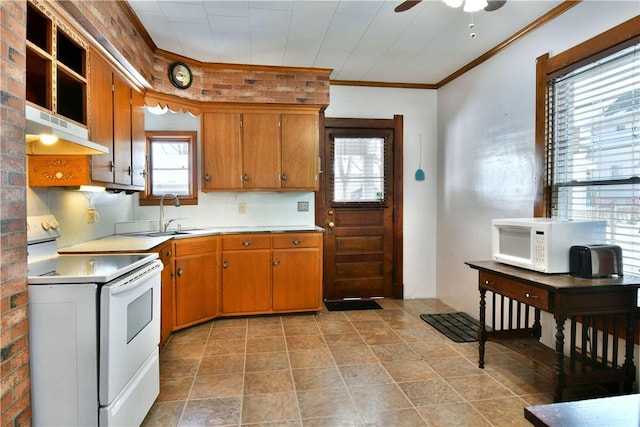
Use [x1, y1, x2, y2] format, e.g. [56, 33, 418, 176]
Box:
[238, 202, 247, 214]
[297, 201, 309, 212]
[87, 208, 99, 223]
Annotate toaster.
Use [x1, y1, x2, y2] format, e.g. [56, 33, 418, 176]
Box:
[569, 244, 623, 278]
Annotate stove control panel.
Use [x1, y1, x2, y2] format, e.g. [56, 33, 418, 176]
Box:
[27, 214, 61, 243]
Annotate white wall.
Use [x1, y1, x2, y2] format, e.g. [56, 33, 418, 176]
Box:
[436, 1, 639, 370]
[325, 86, 438, 299]
[437, 0, 638, 320]
[28, 186, 135, 248]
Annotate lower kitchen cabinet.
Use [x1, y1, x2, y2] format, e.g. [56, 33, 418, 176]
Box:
[156, 240, 174, 348]
[221, 250, 272, 314]
[272, 236, 322, 311]
[174, 236, 219, 328]
[220, 232, 323, 316]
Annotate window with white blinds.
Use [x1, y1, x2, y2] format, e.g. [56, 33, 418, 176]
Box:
[332, 137, 386, 203]
[548, 42, 640, 274]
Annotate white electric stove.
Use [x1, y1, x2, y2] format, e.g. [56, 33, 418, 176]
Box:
[27, 215, 162, 426]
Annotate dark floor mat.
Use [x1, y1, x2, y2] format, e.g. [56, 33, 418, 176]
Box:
[420, 312, 481, 343]
[324, 300, 383, 311]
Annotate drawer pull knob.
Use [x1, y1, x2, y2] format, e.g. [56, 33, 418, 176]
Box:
[525, 292, 538, 299]
[293, 239, 301, 245]
[243, 240, 251, 246]
[484, 280, 495, 285]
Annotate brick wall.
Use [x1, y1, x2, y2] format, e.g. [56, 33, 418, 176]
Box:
[0, 1, 31, 426]
[152, 55, 331, 105]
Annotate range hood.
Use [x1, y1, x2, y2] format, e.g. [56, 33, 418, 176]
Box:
[25, 105, 109, 155]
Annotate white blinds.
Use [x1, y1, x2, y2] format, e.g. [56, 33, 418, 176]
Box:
[549, 42, 640, 274]
[332, 137, 386, 203]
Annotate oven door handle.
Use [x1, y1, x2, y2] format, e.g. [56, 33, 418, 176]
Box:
[109, 262, 162, 295]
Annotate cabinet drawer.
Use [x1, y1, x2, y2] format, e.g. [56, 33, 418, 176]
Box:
[273, 233, 321, 249]
[479, 271, 551, 311]
[174, 236, 217, 257]
[222, 234, 271, 250]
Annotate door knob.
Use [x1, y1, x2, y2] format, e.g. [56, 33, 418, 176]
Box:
[328, 221, 335, 228]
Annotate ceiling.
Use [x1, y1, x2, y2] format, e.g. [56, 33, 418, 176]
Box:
[126, 0, 564, 85]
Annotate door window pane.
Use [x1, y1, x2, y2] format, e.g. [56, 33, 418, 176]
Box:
[333, 137, 385, 202]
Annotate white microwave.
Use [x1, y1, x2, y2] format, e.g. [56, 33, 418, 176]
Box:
[491, 218, 606, 273]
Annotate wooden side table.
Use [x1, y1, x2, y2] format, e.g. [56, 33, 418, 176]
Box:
[467, 261, 639, 402]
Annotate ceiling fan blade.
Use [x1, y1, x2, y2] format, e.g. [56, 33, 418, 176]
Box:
[394, 0, 422, 13]
[484, 0, 506, 12]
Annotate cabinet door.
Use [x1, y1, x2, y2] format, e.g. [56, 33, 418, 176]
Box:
[281, 114, 318, 190]
[113, 74, 132, 186]
[272, 248, 321, 311]
[160, 259, 174, 347]
[89, 53, 114, 183]
[175, 254, 217, 327]
[202, 112, 242, 190]
[130, 88, 146, 188]
[221, 250, 271, 314]
[158, 242, 174, 348]
[242, 113, 280, 189]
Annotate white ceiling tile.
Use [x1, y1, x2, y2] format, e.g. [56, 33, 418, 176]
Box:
[126, 0, 566, 84]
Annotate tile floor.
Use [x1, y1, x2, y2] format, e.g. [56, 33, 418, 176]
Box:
[141, 299, 590, 426]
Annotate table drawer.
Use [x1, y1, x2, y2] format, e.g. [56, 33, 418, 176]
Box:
[480, 271, 551, 311]
[272, 233, 321, 249]
[222, 234, 271, 250]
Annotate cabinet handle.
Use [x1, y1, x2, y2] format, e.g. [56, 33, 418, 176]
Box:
[109, 161, 115, 172]
[176, 268, 183, 276]
[165, 250, 172, 257]
[292, 239, 301, 245]
[222, 261, 228, 269]
[141, 170, 147, 177]
[273, 259, 280, 266]
[281, 173, 288, 181]
[204, 173, 210, 182]
[242, 240, 251, 246]
[243, 173, 249, 182]
[127, 166, 132, 176]
[524, 292, 539, 299]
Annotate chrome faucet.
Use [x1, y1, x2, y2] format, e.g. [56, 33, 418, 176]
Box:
[159, 194, 180, 232]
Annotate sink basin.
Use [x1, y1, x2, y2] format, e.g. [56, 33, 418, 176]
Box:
[130, 230, 195, 237]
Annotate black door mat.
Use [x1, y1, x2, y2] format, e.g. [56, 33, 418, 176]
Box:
[324, 300, 383, 311]
[420, 312, 482, 343]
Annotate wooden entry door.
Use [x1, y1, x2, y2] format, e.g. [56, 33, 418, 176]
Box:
[320, 117, 402, 300]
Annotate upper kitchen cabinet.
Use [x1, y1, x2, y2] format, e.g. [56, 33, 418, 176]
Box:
[26, 1, 88, 125]
[89, 51, 146, 192]
[201, 106, 320, 192]
[280, 113, 319, 190]
[201, 112, 242, 190]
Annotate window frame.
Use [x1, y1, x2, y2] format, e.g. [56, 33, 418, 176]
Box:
[139, 130, 198, 206]
[535, 16, 640, 217]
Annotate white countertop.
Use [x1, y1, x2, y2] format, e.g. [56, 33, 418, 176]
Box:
[60, 226, 325, 253]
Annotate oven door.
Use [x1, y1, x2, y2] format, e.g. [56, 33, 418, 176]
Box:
[99, 260, 162, 414]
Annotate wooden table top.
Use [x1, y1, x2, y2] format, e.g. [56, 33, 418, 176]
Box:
[524, 394, 640, 426]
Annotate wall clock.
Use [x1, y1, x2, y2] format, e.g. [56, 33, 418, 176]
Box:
[168, 62, 193, 89]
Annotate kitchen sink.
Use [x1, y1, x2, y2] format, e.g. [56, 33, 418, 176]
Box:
[129, 229, 201, 237]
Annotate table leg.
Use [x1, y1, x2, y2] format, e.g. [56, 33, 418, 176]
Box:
[623, 313, 636, 393]
[554, 317, 566, 402]
[479, 288, 487, 369]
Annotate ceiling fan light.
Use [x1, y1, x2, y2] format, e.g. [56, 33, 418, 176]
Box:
[463, 0, 488, 12]
[443, 0, 464, 8]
